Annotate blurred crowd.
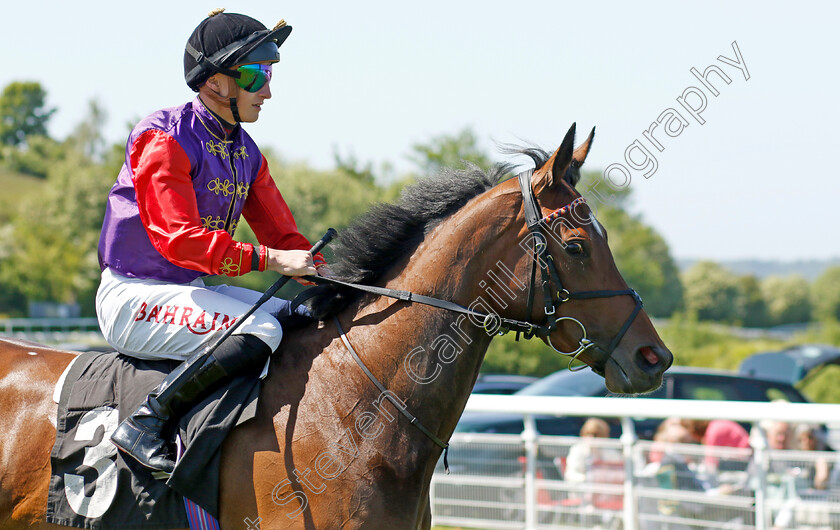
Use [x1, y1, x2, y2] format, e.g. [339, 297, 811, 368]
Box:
[565, 414, 837, 529]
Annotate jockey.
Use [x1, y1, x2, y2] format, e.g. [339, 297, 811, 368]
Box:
[95, 9, 330, 474]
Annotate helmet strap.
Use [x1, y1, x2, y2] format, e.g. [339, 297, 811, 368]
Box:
[229, 97, 242, 123]
[198, 77, 242, 126]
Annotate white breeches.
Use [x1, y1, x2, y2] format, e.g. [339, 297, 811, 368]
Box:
[95, 268, 287, 361]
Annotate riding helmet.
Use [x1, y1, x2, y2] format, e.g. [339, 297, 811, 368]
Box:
[183, 8, 292, 92]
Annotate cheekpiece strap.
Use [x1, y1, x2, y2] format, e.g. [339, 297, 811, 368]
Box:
[517, 170, 541, 230]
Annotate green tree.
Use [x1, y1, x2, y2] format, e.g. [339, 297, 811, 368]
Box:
[1, 134, 65, 178]
[0, 222, 26, 316]
[0, 81, 55, 147]
[0, 152, 114, 306]
[0, 102, 118, 311]
[208, 154, 395, 295]
[579, 170, 633, 211]
[482, 332, 580, 376]
[333, 146, 375, 185]
[681, 261, 742, 322]
[811, 266, 840, 321]
[761, 275, 812, 325]
[0, 149, 115, 305]
[271, 157, 387, 243]
[736, 275, 770, 327]
[659, 312, 786, 369]
[573, 171, 682, 317]
[408, 127, 493, 176]
[66, 100, 108, 160]
[596, 205, 683, 317]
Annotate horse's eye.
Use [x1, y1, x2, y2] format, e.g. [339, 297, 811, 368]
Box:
[566, 241, 584, 255]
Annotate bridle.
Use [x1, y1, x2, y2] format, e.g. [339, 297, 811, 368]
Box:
[293, 169, 646, 470]
[515, 169, 644, 374]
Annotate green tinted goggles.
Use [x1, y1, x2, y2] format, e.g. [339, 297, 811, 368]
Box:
[235, 64, 273, 92]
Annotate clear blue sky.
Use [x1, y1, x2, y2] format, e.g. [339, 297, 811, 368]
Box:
[3, 1, 838, 262]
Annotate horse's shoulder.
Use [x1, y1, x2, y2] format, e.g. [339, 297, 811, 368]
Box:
[0, 337, 77, 379]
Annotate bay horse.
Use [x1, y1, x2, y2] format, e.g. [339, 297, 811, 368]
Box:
[0, 124, 672, 529]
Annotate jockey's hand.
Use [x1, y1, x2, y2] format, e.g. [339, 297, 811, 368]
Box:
[315, 263, 334, 278]
[266, 249, 317, 277]
[293, 262, 334, 286]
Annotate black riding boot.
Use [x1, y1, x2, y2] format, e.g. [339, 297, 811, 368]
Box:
[110, 334, 270, 474]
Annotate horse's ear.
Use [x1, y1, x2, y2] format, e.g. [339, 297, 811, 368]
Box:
[564, 126, 596, 188]
[534, 123, 576, 192]
[573, 126, 595, 167]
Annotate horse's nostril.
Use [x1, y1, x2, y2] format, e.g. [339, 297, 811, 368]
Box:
[640, 346, 659, 365]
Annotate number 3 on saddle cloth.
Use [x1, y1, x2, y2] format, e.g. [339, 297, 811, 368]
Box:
[47, 350, 260, 529]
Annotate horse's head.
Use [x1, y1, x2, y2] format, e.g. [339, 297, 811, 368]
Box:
[508, 123, 672, 394]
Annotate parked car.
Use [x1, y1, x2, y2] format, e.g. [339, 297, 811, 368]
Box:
[740, 344, 840, 385]
[456, 366, 811, 440]
[471, 374, 538, 395]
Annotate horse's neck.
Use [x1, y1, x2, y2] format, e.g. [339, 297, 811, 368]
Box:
[344, 190, 520, 438]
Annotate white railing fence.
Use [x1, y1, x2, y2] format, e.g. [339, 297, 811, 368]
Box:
[431, 395, 840, 530]
[0, 317, 103, 345]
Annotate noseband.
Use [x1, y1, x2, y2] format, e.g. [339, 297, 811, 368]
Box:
[517, 169, 644, 373]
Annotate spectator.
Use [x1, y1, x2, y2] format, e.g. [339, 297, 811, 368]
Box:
[682, 419, 751, 472]
[649, 417, 690, 464]
[794, 423, 831, 490]
[656, 416, 685, 437]
[686, 419, 750, 448]
[639, 423, 741, 529]
[766, 420, 792, 451]
[564, 418, 614, 483]
[748, 420, 797, 529]
[651, 425, 715, 491]
[562, 418, 624, 527]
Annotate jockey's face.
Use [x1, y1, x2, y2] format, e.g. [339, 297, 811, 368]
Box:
[200, 61, 273, 124]
[229, 61, 273, 123]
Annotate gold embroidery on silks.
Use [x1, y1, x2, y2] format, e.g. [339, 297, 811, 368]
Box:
[219, 257, 240, 275]
[201, 215, 225, 231]
[205, 140, 230, 159]
[207, 178, 235, 196]
[232, 146, 248, 160]
[227, 218, 239, 235]
[236, 182, 250, 199]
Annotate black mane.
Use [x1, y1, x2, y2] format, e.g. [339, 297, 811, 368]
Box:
[501, 145, 551, 169]
[306, 162, 518, 319]
[499, 143, 581, 186]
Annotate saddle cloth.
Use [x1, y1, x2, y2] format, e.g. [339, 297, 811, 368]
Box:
[47, 350, 261, 528]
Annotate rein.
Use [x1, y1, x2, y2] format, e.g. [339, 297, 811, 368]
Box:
[333, 316, 451, 472]
[296, 275, 546, 337]
[293, 169, 644, 469]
